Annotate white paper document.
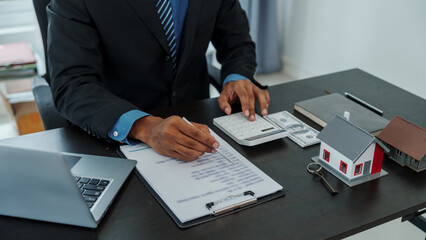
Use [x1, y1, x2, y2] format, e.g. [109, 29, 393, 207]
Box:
[120, 130, 283, 223]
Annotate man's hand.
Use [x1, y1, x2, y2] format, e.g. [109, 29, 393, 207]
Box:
[128, 116, 219, 162]
[218, 79, 270, 121]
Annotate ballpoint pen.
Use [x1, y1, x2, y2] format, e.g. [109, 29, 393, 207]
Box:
[344, 92, 384, 116]
[182, 117, 234, 164]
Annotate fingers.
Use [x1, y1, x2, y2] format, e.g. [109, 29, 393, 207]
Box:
[173, 120, 218, 161]
[156, 146, 204, 162]
[217, 92, 232, 115]
[179, 120, 218, 150]
[191, 122, 210, 134]
[236, 84, 255, 121]
[254, 88, 270, 116]
[135, 116, 220, 162]
[173, 142, 208, 162]
[220, 80, 271, 120]
[179, 130, 217, 153]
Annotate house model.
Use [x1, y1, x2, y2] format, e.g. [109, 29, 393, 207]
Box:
[314, 115, 389, 186]
[377, 116, 426, 172]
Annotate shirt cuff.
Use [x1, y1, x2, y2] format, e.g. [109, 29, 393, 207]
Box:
[222, 73, 250, 87]
[108, 110, 150, 145]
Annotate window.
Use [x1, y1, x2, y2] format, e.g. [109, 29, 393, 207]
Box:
[405, 154, 411, 164]
[339, 161, 347, 174]
[323, 150, 330, 162]
[396, 149, 402, 156]
[354, 163, 363, 176]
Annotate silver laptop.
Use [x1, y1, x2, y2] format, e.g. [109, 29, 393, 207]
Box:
[0, 145, 136, 228]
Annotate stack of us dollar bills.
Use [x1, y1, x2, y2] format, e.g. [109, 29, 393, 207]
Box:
[265, 111, 320, 148]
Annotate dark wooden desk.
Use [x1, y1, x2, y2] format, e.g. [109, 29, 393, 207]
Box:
[1, 69, 425, 240]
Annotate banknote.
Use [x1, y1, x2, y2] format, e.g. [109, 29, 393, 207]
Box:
[265, 111, 320, 147]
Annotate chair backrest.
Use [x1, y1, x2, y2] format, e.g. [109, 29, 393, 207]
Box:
[33, 0, 51, 84]
[32, 0, 69, 130]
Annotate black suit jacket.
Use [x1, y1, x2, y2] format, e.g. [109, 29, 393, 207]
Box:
[47, 0, 256, 139]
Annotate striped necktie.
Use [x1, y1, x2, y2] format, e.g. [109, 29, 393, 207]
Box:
[155, 0, 177, 71]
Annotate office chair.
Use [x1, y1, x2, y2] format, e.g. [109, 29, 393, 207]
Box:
[32, 0, 69, 130]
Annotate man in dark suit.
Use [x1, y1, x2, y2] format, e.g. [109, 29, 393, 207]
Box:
[47, 0, 270, 161]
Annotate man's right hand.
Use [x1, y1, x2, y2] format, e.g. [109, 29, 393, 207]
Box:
[128, 116, 219, 162]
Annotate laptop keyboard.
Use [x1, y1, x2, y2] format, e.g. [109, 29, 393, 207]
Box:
[74, 176, 110, 209]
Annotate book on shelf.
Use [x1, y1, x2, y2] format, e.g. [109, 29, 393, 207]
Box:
[0, 42, 37, 78]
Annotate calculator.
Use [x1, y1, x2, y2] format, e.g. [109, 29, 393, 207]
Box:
[213, 112, 289, 146]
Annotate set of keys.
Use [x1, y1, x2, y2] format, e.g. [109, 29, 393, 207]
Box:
[307, 162, 338, 195]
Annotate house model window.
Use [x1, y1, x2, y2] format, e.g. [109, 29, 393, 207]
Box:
[323, 150, 330, 162]
[339, 161, 347, 174]
[354, 164, 363, 176]
[396, 149, 402, 156]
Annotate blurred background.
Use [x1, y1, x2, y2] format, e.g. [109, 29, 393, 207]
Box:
[0, 1, 424, 238]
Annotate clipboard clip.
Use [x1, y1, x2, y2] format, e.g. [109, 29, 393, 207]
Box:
[205, 191, 257, 216]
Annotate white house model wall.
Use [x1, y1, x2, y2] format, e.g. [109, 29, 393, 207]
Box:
[319, 141, 376, 180]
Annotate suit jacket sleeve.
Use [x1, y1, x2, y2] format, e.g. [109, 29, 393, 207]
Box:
[211, 0, 257, 84]
[47, 0, 138, 140]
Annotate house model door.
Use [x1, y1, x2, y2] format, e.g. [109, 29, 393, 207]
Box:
[363, 161, 371, 176]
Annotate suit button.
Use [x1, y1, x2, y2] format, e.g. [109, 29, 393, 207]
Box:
[172, 91, 176, 96]
[113, 131, 119, 137]
[165, 56, 171, 62]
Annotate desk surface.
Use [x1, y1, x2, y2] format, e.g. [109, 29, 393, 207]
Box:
[1, 69, 425, 240]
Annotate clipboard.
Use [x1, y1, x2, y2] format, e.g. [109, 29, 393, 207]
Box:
[116, 152, 285, 228]
[116, 129, 285, 228]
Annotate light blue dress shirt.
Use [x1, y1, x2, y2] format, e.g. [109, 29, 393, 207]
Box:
[108, 1, 249, 143]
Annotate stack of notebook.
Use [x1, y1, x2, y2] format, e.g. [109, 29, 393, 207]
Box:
[294, 93, 389, 136]
[0, 42, 37, 78]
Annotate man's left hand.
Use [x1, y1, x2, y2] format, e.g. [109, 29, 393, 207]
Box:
[217, 79, 270, 121]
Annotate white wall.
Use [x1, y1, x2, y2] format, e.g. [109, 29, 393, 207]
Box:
[278, 0, 426, 100]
